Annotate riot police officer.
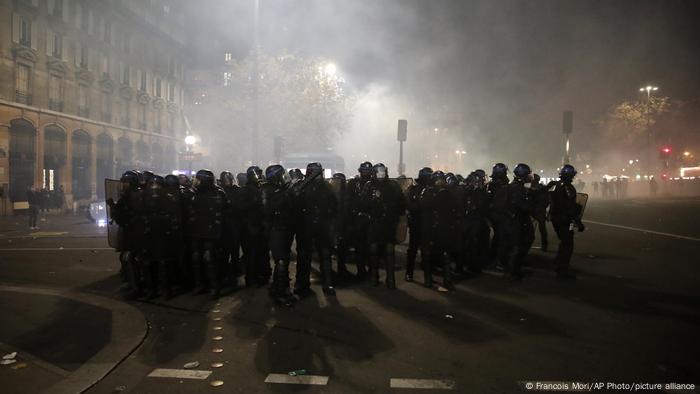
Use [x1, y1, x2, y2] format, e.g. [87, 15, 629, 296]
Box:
[531, 173, 549, 251]
[262, 165, 297, 306]
[296, 162, 337, 296]
[177, 174, 195, 291]
[405, 167, 432, 282]
[161, 174, 184, 297]
[487, 163, 511, 271]
[360, 163, 406, 289]
[347, 161, 374, 278]
[420, 171, 457, 290]
[332, 172, 352, 282]
[107, 170, 146, 297]
[238, 166, 270, 287]
[186, 169, 227, 297]
[549, 164, 585, 279]
[463, 171, 490, 274]
[506, 163, 535, 279]
[219, 171, 241, 285]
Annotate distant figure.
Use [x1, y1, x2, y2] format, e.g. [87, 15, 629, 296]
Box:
[575, 179, 586, 193]
[613, 178, 621, 199]
[649, 177, 658, 197]
[621, 177, 629, 199]
[601, 178, 609, 199]
[27, 186, 39, 230]
[592, 181, 599, 195]
[57, 185, 66, 211]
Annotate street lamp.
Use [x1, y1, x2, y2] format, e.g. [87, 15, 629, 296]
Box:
[639, 84, 659, 175]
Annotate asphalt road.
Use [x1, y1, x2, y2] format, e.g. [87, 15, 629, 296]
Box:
[0, 199, 699, 393]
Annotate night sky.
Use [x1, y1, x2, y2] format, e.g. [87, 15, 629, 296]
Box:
[188, 0, 700, 169]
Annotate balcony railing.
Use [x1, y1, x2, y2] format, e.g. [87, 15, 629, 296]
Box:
[48, 99, 63, 112]
[78, 106, 90, 118]
[15, 90, 32, 105]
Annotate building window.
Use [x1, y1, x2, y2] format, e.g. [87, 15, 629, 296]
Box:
[223, 72, 232, 87]
[168, 83, 175, 102]
[47, 31, 62, 58]
[80, 45, 89, 68]
[121, 99, 130, 127]
[138, 104, 147, 130]
[121, 64, 130, 85]
[15, 63, 32, 104]
[155, 78, 162, 98]
[49, 74, 63, 111]
[78, 84, 89, 117]
[225, 52, 232, 63]
[19, 16, 32, 47]
[74, 2, 82, 29]
[100, 54, 109, 78]
[155, 109, 161, 131]
[101, 92, 111, 122]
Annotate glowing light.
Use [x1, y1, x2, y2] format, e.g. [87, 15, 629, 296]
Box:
[585, 164, 590, 169]
[629, 160, 634, 165]
[683, 151, 691, 157]
[662, 147, 671, 154]
[97, 219, 107, 228]
[185, 135, 196, 145]
[324, 62, 337, 77]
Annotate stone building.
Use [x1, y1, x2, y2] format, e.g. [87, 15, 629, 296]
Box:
[0, 0, 188, 212]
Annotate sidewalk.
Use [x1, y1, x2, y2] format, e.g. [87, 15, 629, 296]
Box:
[0, 285, 147, 394]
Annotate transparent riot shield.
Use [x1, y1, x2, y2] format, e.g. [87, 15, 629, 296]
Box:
[105, 178, 123, 249]
[576, 192, 589, 221]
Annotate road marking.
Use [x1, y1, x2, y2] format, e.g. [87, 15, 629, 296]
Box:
[390, 378, 456, 389]
[29, 231, 68, 236]
[0, 247, 113, 251]
[147, 368, 212, 380]
[264, 373, 329, 385]
[583, 220, 700, 242]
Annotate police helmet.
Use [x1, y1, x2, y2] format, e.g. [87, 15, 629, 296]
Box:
[235, 172, 247, 186]
[142, 170, 156, 184]
[306, 162, 323, 178]
[164, 174, 179, 188]
[265, 164, 289, 187]
[533, 173, 541, 183]
[559, 164, 577, 180]
[332, 172, 346, 182]
[120, 170, 140, 189]
[513, 163, 532, 180]
[289, 169, 304, 181]
[474, 169, 486, 179]
[195, 169, 215, 188]
[358, 161, 373, 178]
[446, 173, 459, 186]
[491, 163, 508, 178]
[177, 174, 191, 187]
[246, 166, 264, 185]
[219, 171, 234, 187]
[417, 167, 433, 185]
[372, 163, 388, 180]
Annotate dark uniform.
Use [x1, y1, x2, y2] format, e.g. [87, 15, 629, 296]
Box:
[405, 167, 432, 282]
[262, 165, 297, 306]
[505, 164, 535, 279]
[347, 161, 374, 277]
[178, 174, 195, 290]
[332, 173, 352, 281]
[463, 171, 490, 273]
[487, 163, 511, 270]
[108, 170, 147, 297]
[186, 169, 227, 297]
[296, 162, 338, 295]
[238, 166, 270, 287]
[219, 171, 242, 285]
[531, 174, 549, 251]
[360, 163, 406, 289]
[549, 165, 585, 279]
[419, 171, 456, 290]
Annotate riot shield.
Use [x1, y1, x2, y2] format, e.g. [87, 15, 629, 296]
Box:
[105, 178, 122, 249]
[392, 178, 413, 244]
[576, 192, 589, 221]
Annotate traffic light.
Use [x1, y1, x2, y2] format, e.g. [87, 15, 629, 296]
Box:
[659, 146, 671, 159]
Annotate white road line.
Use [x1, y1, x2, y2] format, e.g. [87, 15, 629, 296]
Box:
[264, 373, 329, 385]
[147, 368, 212, 379]
[0, 247, 113, 251]
[583, 220, 700, 242]
[390, 378, 456, 389]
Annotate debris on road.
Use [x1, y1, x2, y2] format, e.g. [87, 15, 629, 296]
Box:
[210, 380, 224, 387]
[183, 361, 199, 369]
[445, 314, 454, 319]
[11, 362, 28, 370]
[1, 359, 17, 365]
[288, 369, 307, 376]
[113, 385, 126, 392]
[2, 352, 17, 360]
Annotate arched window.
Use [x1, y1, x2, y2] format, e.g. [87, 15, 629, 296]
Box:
[9, 119, 36, 201]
